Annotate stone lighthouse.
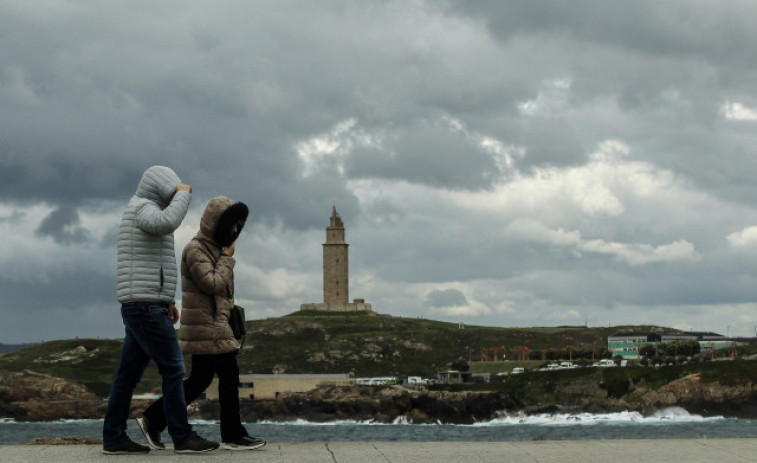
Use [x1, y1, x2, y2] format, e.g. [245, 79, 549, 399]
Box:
[300, 206, 372, 313]
[323, 205, 349, 303]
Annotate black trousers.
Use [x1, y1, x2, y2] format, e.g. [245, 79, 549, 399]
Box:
[143, 351, 248, 443]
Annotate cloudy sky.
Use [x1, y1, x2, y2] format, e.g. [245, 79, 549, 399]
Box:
[3, 1, 757, 344]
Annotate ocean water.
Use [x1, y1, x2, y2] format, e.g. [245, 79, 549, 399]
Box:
[2, 408, 756, 445]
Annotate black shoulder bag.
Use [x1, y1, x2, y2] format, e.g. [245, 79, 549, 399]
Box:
[228, 304, 246, 341]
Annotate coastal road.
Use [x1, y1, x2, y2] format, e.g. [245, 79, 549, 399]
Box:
[3, 439, 757, 462]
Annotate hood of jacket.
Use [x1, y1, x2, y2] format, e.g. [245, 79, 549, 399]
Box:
[198, 196, 249, 247]
[135, 166, 181, 207]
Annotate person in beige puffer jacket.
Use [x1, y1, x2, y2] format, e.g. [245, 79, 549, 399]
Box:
[178, 196, 244, 355]
[137, 196, 266, 451]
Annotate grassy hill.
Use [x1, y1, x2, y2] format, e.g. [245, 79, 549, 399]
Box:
[0, 310, 677, 397]
[0, 343, 37, 354]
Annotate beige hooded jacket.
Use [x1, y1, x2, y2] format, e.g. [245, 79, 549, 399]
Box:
[178, 196, 248, 355]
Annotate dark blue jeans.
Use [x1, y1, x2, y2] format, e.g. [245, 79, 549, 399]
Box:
[102, 303, 194, 446]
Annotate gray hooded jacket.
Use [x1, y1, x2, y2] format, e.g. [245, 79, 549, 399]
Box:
[116, 166, 192, 304]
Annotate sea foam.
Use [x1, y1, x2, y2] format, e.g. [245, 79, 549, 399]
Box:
[473, 407, 724, 426]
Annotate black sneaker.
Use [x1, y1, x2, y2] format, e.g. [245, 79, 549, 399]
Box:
[135, 415, 165, 450]
[174, 434, 220, 454]
[223, 435, 266, 450]
[103, 437, 150, 455]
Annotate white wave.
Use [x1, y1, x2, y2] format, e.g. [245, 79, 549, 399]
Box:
[54, 419, 103, 424]
[256, 418, 379, 426]
[251, 407, 725, 427]
[649, 407, 723, 421]
[188, 419, 219, 425]
[0, 418, 103, 425]
[473, 407, 725, 427]
[392, 415, 412, 425]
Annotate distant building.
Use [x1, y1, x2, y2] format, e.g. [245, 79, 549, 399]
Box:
[608, 330, 752, 359]
[206, 373, 355, 400]
[608, 332, 663, 359]
[437, 370, 471, 384]
[300, 206, 372, 313]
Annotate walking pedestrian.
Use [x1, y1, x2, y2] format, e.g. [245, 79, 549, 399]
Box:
[102, 166, 219, 455]
[137, 196, 265, 451]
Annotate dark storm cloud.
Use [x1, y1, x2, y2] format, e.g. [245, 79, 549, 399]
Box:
[35, 204, 90, 244]
[0, 1, 516, 217]
[427, 289, 468, 308]
[0, 267, 113, 312]
[449, 1, 757, 200]
[451, 1, 757, 66]
[349, 121, 501, 190]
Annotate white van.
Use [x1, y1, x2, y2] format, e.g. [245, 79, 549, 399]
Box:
[407, 376, 426, 385]
[511, 367, 525, 374]
[598, 359, 616, 367]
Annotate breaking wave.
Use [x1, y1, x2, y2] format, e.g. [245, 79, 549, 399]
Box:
[472, 407, 725, 426]
[255, 407, 723, 427]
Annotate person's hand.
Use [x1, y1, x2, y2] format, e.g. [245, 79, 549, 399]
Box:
[176, 184, 192, 193]
[223, 242, 236, 257]
[168, 304, 180, 324]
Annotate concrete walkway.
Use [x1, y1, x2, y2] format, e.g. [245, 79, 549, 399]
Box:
[2, 439, 757, 463]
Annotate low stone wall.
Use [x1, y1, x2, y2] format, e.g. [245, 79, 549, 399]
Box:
[299, 302, 372, 312]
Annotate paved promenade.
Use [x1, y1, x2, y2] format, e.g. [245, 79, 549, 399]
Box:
[2, 439, 757, 463]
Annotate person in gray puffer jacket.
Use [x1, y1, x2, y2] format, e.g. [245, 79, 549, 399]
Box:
[116, 166, 191, 306]
[103, 166, 218, 455]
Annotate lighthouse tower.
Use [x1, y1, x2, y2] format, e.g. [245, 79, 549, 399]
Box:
[300, 206, 372, 313]
[323, 206, 349, 303]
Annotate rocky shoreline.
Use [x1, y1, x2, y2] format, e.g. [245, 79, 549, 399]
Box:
[3, 370, 757, 423]
[231, 373, 757, 424]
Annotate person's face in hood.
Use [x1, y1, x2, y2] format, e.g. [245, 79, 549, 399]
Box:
[199, 196, 249, 247]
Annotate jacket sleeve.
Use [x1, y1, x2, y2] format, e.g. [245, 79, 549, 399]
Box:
[185, 241, 235, 296]
[134, 190, 191, 235]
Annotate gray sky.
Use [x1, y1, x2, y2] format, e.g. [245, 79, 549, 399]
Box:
[3, 1, 757, 343]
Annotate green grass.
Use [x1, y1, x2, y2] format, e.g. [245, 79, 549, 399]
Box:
[0, 338, 182, 396]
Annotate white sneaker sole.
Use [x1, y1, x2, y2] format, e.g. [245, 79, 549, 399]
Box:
[102, 449, 149, 455]
[135, 416, 165, 450]
[174, 447, 219, 454]
[223, 442, 266, 451]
